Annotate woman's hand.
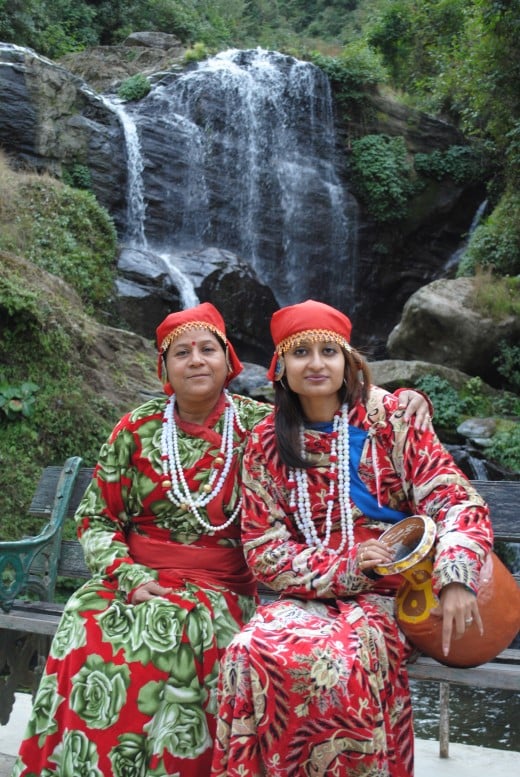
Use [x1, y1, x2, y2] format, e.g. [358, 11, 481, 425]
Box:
[431, 582, 483, 657]
[130, 581, 173, 604]
[398, 390, 433, 432]
[357, 540, 395, 573]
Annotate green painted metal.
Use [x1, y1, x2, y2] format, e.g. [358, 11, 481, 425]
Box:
[0, 456, 83, 611]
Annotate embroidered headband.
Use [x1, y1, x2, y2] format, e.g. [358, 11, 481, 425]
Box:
[159, 321, 226, 354]
[267, 300, 353, 382]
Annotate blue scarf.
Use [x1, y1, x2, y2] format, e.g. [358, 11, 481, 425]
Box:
[306, 421, 408, 524]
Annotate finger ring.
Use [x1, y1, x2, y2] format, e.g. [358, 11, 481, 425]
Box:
[465, 617, 473, 624]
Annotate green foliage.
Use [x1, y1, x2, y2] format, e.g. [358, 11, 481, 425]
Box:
[62, 163, 92, 191]
[413, 374, 462, 429]
[458, 194, 520, 277]
[414, 145, 490, 186]
[0, 378, 116, 540]
[311, 41, 387, 101]
[0, 163, 117, 317]
[472, 274, 520, 321]
[367, 0, 467, 95]
[486, 425, 520, 473]
[183, 42, 209, 64]
[0, 376, 39, 421]
[413, 373, 520, 473]
[348, 134, 415, 222]
[494, 342, 520, 394]
[0, 0, 98, 57]
[117, 73, 151, 101]
[0, 284, 118, 538]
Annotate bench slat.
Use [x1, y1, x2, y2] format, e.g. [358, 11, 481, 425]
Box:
[29, 467, 94, 519]
[407, 654, 520, 691]
[473, 481, 520, 541]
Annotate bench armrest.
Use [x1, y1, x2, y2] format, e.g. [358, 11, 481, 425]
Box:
[0, 456, 83, 611]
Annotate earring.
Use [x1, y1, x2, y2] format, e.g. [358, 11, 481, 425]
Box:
[225, 345, 233, 375]
[274, 355, 285, 381]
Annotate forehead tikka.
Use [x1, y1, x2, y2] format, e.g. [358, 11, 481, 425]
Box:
[160, 322, 226, 353]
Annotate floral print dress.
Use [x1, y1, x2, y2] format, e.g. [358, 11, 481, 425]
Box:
[13, 392, 270, 777]
[211, 387, 493, 777]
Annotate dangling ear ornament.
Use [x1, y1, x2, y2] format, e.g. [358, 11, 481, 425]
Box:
[274, 355, 285, 381]
[225, 345, 233, 375]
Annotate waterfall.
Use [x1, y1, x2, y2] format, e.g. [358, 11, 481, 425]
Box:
[157, 251, 199, 308]
[100, 96, 200, 307]
[123, 48, 356, 309]
[101, 96, 148, 249]
[444, 199, 488, 274]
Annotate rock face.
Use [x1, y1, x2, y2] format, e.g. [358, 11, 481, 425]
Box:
[387, 277, 520, 385]
[0, 42, 489, 353]
[0, 43, 128, 232]
[368, 358, 482, 392]
[115, 246, 278, 361]
[59, 35, 186, 94]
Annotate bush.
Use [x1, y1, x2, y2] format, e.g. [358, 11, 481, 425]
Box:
[414, 374, 463, 429]
[117, 74, 151, 102]
[486, 425, 520, 473]
[184, 42, 209, 63]
[311, 41, 387, 102]
[494, 342, 520, 394]
[458, 192, 520, 277]
[414, 145, 490, 185]
[348, 134, 415, 222]
[62, 164, 92, 191]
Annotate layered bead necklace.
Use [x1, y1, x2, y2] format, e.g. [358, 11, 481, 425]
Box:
[160, 390, 245, 533]
[288, 403, 354, 554]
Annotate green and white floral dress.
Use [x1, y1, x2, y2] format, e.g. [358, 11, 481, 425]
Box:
[13, 391, 270, 777]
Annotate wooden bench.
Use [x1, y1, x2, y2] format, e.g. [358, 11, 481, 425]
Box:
[1, 457, 519, 757]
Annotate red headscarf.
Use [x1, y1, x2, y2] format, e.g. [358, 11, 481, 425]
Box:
[156, 303, 243, 394]
[267, 300, 352, 381]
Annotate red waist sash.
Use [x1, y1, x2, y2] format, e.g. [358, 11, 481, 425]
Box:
[127, 532, 257, 597]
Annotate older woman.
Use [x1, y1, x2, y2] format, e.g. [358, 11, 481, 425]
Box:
[211, 300, 493, 777]
[13, 302, 430, 777]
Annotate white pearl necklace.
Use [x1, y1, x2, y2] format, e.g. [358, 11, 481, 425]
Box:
[288, 404, 354, 554]
[160, 390, 245, 533]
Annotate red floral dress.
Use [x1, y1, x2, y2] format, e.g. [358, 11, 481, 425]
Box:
[211, 387, 493, 777]
[12, 392, 271, 777]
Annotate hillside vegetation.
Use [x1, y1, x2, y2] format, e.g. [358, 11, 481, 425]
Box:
[0, 153, 159, 539]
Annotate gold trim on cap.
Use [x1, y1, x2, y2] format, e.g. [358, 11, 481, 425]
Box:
[275, 329, 351, 355]
[160, 322, 226, 353]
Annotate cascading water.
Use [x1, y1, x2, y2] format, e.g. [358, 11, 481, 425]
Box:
[117, 48, 357, 309]
[104, 97, 148, 249]
[443, 199, 488, 274]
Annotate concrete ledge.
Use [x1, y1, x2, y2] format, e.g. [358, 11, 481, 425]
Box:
[1, 694, 519, 777]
